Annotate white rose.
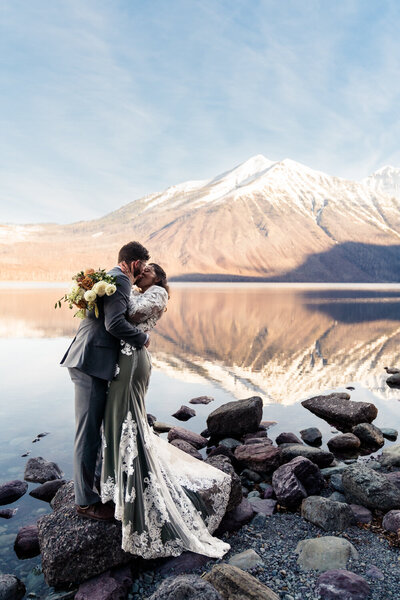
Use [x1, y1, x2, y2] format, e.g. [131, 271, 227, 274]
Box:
[105, 283, 117, 296]
[92, 281, 107, 297]
[84, 289, 97, 303]
[70, 283, 80, 294]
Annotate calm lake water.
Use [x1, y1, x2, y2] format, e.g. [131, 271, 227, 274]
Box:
[1, 283, 400, 594]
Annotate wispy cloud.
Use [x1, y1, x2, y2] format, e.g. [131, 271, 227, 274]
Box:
[1, 0, 400, 222]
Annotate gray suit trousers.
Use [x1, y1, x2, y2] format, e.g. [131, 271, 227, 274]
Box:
[68, 367, 108, 506]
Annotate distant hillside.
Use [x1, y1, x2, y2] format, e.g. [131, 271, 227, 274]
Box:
[1, 155, 400, 281]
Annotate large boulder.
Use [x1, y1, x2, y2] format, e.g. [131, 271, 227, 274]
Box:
[280, 444, 334, 467]
[296, 536, 359, 572]
[301, 496, 354, 531]
[14, 524, 40, 559]
[167, 427, 208, 449]
[316, 570, 370, 600]
[301, 393, 377, 430]
[342, 464, 400, 510]
[207, 397, 263, 437]
[0, 575, 26, 600]
[24, 457, 63, 483]
[272, 456, 324, 508]
[205, 455, 242, 511]
[149, 574, 223, 600]
[352, 423, 384, 449]
[234, 442, 281, 473]
[0, 480, 28, 506]
[37, 482, 131, 587]
[203, 564, 279, 600]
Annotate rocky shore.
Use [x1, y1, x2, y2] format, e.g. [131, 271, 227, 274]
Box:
[2, 376, 400, 600]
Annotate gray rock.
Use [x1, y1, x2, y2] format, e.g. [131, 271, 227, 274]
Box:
[0, 480, 28, 506]
[280, 444, 334, 468]
[14, 524, 40, 559]
[321, 465, 349, 477]
[203, 564, 279, 600]
[205, 455, 241, 511]
[167, 427, 208, 449]
[228, 549, 264, 570]
[327, 433, 361, 453]
[382, 509, 400, 533]
[352, 423, 384, 448]
[215, 498, 255, 534]
[378, 444, 400, 468]
[0, 574, 26, 600]
[301, 496, 354, 531]
[219, 438, 242, 450]
[24, 457, 63, 484]
[342, 463, 400, 510]
[330, 474, 344, 492]
[75, 566, 132, 600]
[329, 492, 347, 503]
[189, 396, 214, 404]
[261, 484, 274, 499]
[296, 536, 359, 571]
[207, 396, 263, 437]
[301, 393, 377, 429]
[38, 482, 131, 587]
[171, 405, 196, 421]
[244, 438, 266, 445]
[149, 574, 223, 600]
[365, 565, 384, 580]
[275, 432, 303, 445]
[147, 413, 157, 426]
[0, 509, 17, 519]
[169, 439, 203, 460]
[349, 504, 373, 524]
[272, 456, 324, 508]
[380, 428, 398, 441]
[316, 569, 370, 599]
[234, 442, 281, 473]
[29, 480, 68, 503]
[384, 471, 400, 489]
[251, 513, 267, 528]
[247, 498, 277, 515]
[300, 427, 322, 446]
[243, 430, 269, 442]
[386, 373, 400, 387]
[247, 490, 260, 498]
[152, 421, 173, 433]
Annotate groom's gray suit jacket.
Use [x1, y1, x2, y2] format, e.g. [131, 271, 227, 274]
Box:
[60, 267, 147, 380]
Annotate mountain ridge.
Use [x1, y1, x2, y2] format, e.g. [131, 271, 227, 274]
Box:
[1, 154, 400, 281]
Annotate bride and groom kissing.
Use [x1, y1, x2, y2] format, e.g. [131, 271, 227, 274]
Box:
[61, 241, 231, 559]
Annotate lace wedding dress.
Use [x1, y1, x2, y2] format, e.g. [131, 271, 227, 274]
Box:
[101, 285, 231, 559]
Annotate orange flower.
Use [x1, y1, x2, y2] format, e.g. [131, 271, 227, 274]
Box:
[80, 276, 94, 290]
[84, 268, 95, 275]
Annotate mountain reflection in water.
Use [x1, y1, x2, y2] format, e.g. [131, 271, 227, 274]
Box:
[1, 285, 400, 404]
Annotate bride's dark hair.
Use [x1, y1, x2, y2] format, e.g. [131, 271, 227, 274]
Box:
[150, 263, 170, 298]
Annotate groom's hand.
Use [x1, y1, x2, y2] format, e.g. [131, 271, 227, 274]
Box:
[120, 261, 136, 284]
[144, 336, 150, 348]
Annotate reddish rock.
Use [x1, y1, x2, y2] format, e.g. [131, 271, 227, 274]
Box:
[382, 509, 400, 533]
[276, 432, 303, 445]
[75, 566, 132, 600]
[189, 396, 214, 405]
[215, 498, 255, 534]
[316, 569, 370, 599]
[167, 427, 208, 449]
[349, 504, 373, 524]
[234, 442, 281, 473]
[272, 456, 324, 508]
[172, 405, 196, 421]
[302, 393, 377, 430]
[327, 433, 361, 452]
[207, 397, 263, 437]
[247, 498, 277, 516]
[169, 439, 203, 460]
[0, 480, 28, 506]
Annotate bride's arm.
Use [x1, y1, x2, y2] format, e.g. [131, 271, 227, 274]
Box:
[128, 286, 168, 325]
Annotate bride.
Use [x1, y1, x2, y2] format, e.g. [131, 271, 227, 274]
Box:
[100, 263, 231, 559]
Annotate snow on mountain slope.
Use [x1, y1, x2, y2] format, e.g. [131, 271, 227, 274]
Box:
[363, 166, 400, 200]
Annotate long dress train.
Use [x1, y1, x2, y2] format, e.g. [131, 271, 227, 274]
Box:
[100, 288, 231, 559]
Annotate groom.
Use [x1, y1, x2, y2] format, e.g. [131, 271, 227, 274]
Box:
[61, 241, 150, 521]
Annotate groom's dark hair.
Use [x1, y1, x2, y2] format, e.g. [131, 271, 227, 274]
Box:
[118, 241, 150, 263]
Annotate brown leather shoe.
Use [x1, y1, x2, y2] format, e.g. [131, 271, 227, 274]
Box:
[76, 502, 115, 521]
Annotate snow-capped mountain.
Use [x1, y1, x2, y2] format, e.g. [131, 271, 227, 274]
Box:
[1, 155, 400, 281]
[363, 166, 400, 200]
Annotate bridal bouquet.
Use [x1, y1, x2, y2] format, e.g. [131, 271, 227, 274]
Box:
[55, 268, 117, 318]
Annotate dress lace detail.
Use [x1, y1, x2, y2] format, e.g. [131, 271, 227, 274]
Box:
[120, 411, 138, 476]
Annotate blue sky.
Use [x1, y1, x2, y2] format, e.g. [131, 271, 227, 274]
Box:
[1, 0, 400, 223]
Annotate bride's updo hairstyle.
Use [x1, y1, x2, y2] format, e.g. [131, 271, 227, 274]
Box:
[150, 263, 170, 298]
